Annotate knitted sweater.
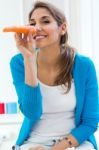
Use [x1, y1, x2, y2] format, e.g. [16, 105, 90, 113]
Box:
[10, 53, 99, 149]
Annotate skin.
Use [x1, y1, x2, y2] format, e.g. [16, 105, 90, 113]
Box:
[15, 8, 78, 150]
[29, 8, 66, 86]
[29, 8, 62, 49]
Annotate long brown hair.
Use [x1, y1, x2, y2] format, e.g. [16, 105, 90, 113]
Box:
[29, 1, 75, 93]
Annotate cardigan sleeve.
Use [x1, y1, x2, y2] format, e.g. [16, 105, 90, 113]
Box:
[10, 54, 42, 120]
[71, 58, 99, 144]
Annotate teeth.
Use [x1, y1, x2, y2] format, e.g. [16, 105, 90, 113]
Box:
[35, 35, 46, 40]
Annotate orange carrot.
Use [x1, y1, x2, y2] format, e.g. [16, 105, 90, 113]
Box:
[3, 26, 36, 34]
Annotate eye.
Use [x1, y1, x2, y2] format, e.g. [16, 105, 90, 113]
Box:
[29, 23, 36, 26]
[43, 20, 50, 24]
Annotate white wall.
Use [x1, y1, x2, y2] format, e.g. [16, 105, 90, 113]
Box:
[0, 0, 23, 102]
[0, 0, 99, 99]
[91, 0, 99, 80]
[0, 0, 71, 102]
[68, 0, 99, 83]
[22, 0, 70, 25]
[0, 0, 98, 148]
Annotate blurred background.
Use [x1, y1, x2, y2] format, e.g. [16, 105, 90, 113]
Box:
[0, 0, 99, 150]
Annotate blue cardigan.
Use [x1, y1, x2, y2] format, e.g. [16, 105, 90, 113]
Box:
[10, 53, 99, 149]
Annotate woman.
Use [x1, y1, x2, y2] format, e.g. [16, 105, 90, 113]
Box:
[10, 1, 99, 150]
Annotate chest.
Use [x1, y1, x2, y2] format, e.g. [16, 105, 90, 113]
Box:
[37, 67, 58, 86]
[39, 81, 76, 113]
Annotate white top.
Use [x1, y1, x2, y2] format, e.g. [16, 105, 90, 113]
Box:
[24, 52, 94, 149]
[27, 80, 76, 144]
[27, 51, 76, 144]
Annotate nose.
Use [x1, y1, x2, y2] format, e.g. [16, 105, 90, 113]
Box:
[35, 24, 42, 31]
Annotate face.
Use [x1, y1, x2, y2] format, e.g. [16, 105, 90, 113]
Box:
[29, 8, 63, 49]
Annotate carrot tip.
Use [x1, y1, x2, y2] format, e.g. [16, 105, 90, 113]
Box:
[3, 26, 36, 34]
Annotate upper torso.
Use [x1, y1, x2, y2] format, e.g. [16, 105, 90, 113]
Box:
[27, 51, 76, 143]
[27, 80, 76, 143]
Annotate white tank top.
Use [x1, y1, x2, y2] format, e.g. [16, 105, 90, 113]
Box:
[27, 51, 76, 143]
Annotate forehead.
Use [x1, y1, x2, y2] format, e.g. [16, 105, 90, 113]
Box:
[30, 8, 54, 20]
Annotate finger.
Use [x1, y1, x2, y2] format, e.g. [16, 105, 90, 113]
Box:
[14, 33, 19, 40]
[14, 33, 22, 47]
[27, 32, 36, 52]
[15, 33, 22, 41]
[38, 148, 45, 150]
[21, 33, 28, 43]
[28, 32, 34, 42]
[36, 147, 45, 150]
[34, 146, 45, 150]
[29, 146, 44, 150]
[29, 148, 35, 150]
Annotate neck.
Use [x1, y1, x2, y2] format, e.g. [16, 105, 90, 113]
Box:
[37, 45, 60, 70]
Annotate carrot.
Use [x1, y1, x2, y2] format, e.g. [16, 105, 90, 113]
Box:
[3, 26, 36, 34]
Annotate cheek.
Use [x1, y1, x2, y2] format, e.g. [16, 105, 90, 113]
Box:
[45, 23, 59, 34]
[46, 25, 60, 39]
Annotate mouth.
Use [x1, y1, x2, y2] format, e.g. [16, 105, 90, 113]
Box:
[33, 35, 47, 40]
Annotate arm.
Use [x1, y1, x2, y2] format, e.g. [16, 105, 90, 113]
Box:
[50, 58, 99, 150]
[71, 58, 99, 144]
[10, 32, 42, 120]
[10, 55, 42, 120]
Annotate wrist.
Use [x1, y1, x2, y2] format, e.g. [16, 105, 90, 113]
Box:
[24, 55, 35, 63]
[64, 137, 73, 148]
[56, 136, 78, 149]
[63, 135, 79, 149]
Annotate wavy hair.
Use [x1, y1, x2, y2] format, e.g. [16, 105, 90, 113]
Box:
[28, 1, 75, 93]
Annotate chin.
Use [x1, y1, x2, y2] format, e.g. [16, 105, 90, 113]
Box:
[35, 44, 48, 50]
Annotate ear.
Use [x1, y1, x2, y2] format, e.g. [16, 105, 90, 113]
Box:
[60, 22, 67, 35]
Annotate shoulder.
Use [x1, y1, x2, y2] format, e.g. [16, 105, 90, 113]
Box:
[72, 53, 97, 80]
[74, 53, 95, 70]
[10, 53, 24, 71]
[10, 53, 23, 64]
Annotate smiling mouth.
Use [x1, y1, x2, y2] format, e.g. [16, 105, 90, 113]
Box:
[34, 35, 47, 40]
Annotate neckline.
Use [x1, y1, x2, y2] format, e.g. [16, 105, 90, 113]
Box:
[35, 51, 63, 88]
[35, 50, 76, 88]
[38, 78, 63, 88]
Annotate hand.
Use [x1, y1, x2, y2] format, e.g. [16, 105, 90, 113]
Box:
[50, 139, 69, 150]
[15, 32, 35, 58]
[29, 146, 45, 150]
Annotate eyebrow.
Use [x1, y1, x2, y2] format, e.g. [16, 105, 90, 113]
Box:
[30, 16, 51, 21]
